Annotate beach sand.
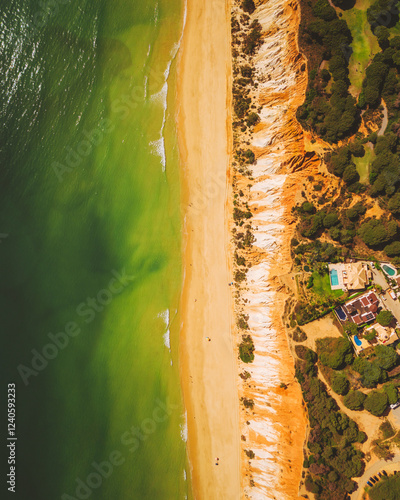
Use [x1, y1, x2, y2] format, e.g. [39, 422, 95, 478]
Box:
[177, 0, 241, 499]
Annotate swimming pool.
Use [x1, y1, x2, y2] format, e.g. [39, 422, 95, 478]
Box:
[335, 306, 347, 321]
[383, 264, 396, 277]
[330, 269, 339, 287]
[354, 335, 362, 347]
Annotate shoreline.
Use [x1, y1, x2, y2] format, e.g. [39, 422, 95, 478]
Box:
[177, 1, 241, 499]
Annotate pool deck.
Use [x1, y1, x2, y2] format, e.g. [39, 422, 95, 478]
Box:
[351, 334, 370, 355]
[328, 262, 369, 292]
[328, 264, 345, 290]
[382, 262, 397, 278]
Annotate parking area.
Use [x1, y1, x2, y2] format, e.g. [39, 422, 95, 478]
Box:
[372, 268, 400, 323]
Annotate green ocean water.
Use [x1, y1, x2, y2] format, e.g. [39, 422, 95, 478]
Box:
[0, 1, 190, 499]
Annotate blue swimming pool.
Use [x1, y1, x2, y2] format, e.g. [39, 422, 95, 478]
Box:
[383, 264, 396, 277]
[336, 306, 347, 321]
[354, 335, 362, 347]
[330, 269, 339, 287]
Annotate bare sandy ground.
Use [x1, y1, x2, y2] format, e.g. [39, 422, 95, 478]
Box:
[177, 1, 241, 499]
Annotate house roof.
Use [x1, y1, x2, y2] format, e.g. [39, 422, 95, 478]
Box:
[345, 262, 367, 290]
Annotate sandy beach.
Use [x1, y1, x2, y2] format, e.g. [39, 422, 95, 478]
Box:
[177, 0, 241, 499]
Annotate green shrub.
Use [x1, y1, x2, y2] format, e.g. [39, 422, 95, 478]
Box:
[384, 383, 398, 405]
[243, 20, 263, 55]
[331, 372, 350, 395]
[369, 473, 400, 500]
[241, 0, 256, 14]
[317, 337, 353, 369]
[245, 449, 255, 458]
[364, 390, 388, 416]
[323, 213, 339, 228]
[293, 327, 307, 342]
[239, 335, 255, 363]
[343, 390, 367, 411]
[376, 311, 395, 327]
[241, 397, 254, 409]
[246, 112, 260, 127]
[353, 357, 386, 388]
[237, 314, 249, 330]
[358, 219, 390, 247]
[313, 0, 337, 21]
[385, 241, 400, 256]
[380, 420, 395, 439]
[346, 202, 366, 221]
[388, 193, 400, 215]
[364, 329, 377, 341]
[374, 344, 398, 370]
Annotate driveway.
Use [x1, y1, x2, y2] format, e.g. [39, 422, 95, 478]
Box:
[371, 268, 400, 324]
[391, 406, 400, 428]
[351, 454, 400, 500]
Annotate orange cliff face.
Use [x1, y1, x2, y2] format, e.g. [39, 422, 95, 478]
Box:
[233, 0, 319, 498]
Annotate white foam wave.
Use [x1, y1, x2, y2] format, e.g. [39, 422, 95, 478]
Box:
[150, 136, 166, 171]
[163, 330, 171, 349]
[180, 413, 188, 442]
[158, 309, 171, 350]
[149, 0, 188, 173]
[154, 1, 159, 24]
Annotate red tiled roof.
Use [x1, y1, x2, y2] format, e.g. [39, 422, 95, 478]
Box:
[353, 315, 363, 324]
[369, 293, 378, 303]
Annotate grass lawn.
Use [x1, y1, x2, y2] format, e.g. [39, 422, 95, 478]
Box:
[311, 270, 344, 299]
[335, 0, 380, 94]
[353, 143, 374, 183]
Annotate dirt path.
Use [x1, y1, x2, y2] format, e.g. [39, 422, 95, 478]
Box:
[378, 99, 388, 136]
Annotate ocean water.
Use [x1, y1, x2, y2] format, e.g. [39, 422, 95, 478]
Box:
[0, 1, 190, 498]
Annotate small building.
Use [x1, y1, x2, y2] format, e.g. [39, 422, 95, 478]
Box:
[329, 262, 368, 292]
[335, 291, 381, 325]
[365, 323, 397, 346]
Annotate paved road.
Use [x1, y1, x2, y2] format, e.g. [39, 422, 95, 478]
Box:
[371, 268, 400, 324]
[351, 454, 400, 500]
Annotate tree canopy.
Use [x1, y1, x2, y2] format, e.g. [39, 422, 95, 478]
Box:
[376, 310, 395, 327]
[370, 473, 400, 500]
[343, 390, 367, 411]
[364, 390, 388, 416]
[317, 337, 353, 369]
[358, 219, 390, 247]
[374, 344, 398, 370]
[331, 372, 350, 395]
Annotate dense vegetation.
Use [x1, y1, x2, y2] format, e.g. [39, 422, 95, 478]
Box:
[295, 346, 364, 498]
[295, 0, 400, 264]
[316, 337, 399, 415]
[296, 0, 359, 142]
